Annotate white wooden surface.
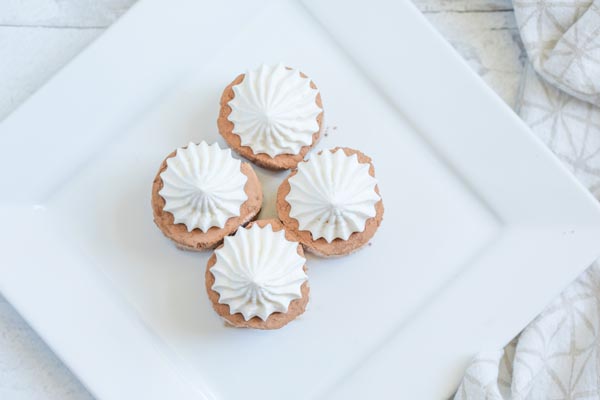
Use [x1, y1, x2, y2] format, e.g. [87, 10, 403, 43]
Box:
[0, 1, 524, 398]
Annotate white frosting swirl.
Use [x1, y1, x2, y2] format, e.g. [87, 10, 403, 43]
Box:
[227, 63, 322, 157]
[286, 149, 380, 243]
[211, 224, 307, 321]
[159, 141, 248, 232]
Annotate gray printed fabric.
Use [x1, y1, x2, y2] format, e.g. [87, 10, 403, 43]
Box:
[455, 1, 600, 399]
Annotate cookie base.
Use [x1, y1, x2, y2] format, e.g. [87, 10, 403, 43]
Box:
[277, 147, 384, 257]
[205, 219, 309, 330]
[151, 148, 263, 251]
[217, 72, 324, 171]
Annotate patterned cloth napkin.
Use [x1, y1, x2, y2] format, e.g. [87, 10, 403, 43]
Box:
[455, 1, 600, 399]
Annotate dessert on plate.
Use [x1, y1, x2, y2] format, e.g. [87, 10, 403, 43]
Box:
[217, 63, 324, 170]
[205, 219, 309, 329]
[151, 141, 262, 251]
[277, 147, 384, 257]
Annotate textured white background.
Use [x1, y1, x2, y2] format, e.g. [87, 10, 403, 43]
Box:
[0, 1, 525, 398]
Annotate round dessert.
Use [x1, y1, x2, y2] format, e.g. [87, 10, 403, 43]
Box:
[205, 219, 309, 329]
[277, 147, 384, 257]
[152, 141, 262, 251]
[217, 63, 324, 170]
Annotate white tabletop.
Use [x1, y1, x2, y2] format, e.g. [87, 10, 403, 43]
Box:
[0, 1, 524, 398]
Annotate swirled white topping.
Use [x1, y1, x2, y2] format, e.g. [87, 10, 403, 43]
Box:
[159, 141, 247, 232]
[227, 63, 322, 157]
[211, 224, 307, 321]
[286, 149, 380, 243]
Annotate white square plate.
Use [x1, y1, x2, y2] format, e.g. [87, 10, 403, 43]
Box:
[2, 0, 600, 399]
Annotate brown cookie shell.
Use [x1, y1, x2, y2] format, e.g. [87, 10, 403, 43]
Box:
[205, 219, 309, 330]
[277, 147, 384, 257]
[151, 146, 262, 251]
[217, 71, 324, 170]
